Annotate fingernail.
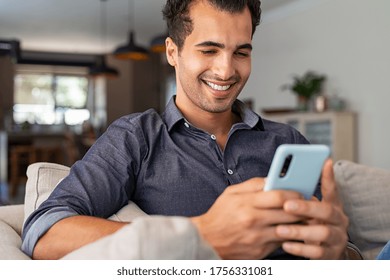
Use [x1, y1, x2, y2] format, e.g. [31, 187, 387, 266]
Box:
[284, 201, 299, 211]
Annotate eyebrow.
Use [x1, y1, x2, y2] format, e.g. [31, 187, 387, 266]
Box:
[195, 41, 253, 51]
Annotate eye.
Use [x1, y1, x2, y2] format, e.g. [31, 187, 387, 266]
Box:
[200, 49, 217, 55]
[235, 51, 250, 57]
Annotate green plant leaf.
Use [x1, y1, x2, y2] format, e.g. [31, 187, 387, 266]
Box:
[282, 71, 327, 98]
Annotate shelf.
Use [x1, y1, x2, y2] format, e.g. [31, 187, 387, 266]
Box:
[262, 111, 357, 162]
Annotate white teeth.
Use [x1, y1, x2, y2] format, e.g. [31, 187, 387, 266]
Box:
[206, 81, 231, 91]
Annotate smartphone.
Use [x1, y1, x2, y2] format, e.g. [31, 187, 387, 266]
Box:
[263, 144, 330, 200]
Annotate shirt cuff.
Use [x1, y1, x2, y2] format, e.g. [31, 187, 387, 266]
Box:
[21, 209, 78, 257]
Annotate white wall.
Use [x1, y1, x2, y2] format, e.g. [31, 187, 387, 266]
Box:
[241, 0, 390, 169]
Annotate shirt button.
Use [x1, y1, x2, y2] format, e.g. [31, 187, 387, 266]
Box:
[184, 122, 190, 128]
[227, 169, 234, 175]
[211, 134, 217, 140]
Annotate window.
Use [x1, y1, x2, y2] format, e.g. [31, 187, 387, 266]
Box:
[13, 66, 91, 126]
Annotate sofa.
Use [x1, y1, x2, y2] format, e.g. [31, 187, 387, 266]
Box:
[0, 162, 219, 260]
[0, 160, 389, 260]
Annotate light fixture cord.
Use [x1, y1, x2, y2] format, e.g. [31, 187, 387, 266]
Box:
[100, 0, 108, 52]
[129, 0, 134, 31]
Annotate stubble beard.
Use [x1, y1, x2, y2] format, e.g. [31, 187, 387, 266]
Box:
[192, 76, 245, 114]
[183, 83, 238, 114]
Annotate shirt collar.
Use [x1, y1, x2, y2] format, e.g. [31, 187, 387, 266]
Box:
[163, 96, 185, 131]
[232, 99, 264, 130]
[163, 96, 264, 132]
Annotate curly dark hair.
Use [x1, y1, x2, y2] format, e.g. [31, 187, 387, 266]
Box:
[162, 0, 261, 50]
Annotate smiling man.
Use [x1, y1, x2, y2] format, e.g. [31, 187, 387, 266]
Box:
[166, 0, 253, 150]
[22, 0, 357, 260]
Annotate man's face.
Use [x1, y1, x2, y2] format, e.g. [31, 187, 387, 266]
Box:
[166, 1, 253, 116]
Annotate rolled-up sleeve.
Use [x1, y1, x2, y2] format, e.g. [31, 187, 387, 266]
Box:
[21, 115, 146, 257]
[21, 208, 78, 257]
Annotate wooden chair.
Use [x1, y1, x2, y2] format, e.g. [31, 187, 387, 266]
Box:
[8, 131, 81, 197]
[9, 144, 66, 197]
[9, 145, 37, 197]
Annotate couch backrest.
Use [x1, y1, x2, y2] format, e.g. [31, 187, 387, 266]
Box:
[334, 160, 390, 260]
[23, 162, 146, 232]
[24, 162, 70, 226]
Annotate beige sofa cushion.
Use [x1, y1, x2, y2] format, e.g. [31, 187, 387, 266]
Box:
[334, 160, 390, 260]
[24, 162, 70, 225]
[0, 219, 30, 260]
[0, 204, 24, 236]
[24, 162, 146, 226]
[0, 205, 30, 260]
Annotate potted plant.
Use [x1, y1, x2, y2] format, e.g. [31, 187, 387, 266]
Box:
[282, 71, 327, 111]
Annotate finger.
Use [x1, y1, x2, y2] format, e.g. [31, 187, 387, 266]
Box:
[283, 199, 344, 225]
[275, 223, 344, 246]
[277, 224, 348, 259]
[255, 190, 303, 209]
[281, 241, 327, 259]
[253, 208, 304, 228]
[227, 177, 265, 194]
[281, 239, 346, 260]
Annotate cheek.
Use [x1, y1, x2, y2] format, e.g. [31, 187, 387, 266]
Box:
[179, 55, 209, 78]
[237, 60, 251, 80]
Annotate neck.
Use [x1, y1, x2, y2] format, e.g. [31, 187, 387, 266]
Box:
[176, 99, 240, 150]
[191, 110, 237, 135]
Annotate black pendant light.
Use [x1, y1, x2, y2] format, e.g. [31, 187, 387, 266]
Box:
[113, 0, 149, 61]
[150, 32, 168, 53]
[89, 55, 119, 78]
[89, 0, 119, 78]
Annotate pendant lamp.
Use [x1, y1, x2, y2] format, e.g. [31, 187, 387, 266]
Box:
[150, 32, 168, 53]
[89, 55, 119, 78]
[113, 0, 149, 61]
[89, 0, 119, 78]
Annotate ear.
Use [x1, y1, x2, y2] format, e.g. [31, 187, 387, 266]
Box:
[165, 37, 178, 67]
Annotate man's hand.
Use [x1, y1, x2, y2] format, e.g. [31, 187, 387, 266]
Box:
[190, 178, 304, 259]
[274, 159, 349, 259]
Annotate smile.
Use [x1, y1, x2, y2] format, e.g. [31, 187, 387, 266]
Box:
[205, 81, 233, 91]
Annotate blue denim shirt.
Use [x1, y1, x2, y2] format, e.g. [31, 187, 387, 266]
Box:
[22, 97, 312, 258]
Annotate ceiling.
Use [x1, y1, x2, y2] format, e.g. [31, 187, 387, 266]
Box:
[0, 0, 292, 55]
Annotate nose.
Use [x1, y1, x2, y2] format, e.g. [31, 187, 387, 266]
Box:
[212, 53, 235, 81]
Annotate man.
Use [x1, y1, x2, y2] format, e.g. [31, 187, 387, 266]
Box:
[22, 0, 356, 260]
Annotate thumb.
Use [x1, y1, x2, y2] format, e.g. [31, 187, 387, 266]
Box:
[321, 159, 340, 204]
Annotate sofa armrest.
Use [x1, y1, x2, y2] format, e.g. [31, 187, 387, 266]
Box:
[0, 204, 29, 260]
[0, 204, 24, 236]
[0, 219, 30, 260]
